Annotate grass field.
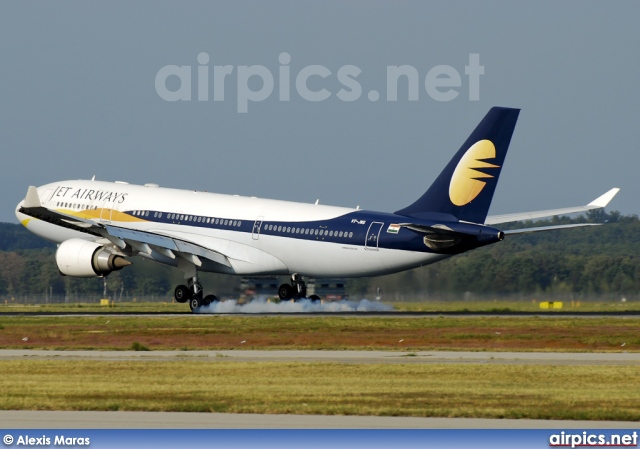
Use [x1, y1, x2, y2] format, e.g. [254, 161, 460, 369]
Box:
[1, 359, 638, 420]
[1, 303, 638, 420]
[0, 315, 638, 351]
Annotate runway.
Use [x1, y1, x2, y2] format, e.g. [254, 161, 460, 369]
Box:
[1, 311, 638, 317]
[1, 410, 637, 429]
[0, 349, 638, 365]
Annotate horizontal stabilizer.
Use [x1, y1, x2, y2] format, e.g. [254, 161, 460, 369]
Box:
[485, 188, 620, 225]
[504, 223, 601, 235]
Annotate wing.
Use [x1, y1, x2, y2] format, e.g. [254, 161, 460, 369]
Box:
[484, 188, 620, 225]
[19, 186, 232, 268]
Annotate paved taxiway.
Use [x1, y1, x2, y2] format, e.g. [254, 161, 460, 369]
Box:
[1, 349, 638, 365]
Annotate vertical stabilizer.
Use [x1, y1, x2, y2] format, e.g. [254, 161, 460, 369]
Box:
[395, 107, 520, 224]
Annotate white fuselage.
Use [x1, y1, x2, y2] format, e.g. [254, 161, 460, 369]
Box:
[16, 180, 448, 278]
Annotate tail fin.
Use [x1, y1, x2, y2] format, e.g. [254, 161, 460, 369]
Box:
[395, 107, 520, 224]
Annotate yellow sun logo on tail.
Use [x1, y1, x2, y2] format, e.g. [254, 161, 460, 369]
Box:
[449, 140, 500, 206]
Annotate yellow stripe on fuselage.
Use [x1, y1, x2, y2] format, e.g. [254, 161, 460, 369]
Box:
[58, 209, 148, 223]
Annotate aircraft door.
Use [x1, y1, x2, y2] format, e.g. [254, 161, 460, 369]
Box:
[365, 222, 384, 250]
[99, 199, 111, 224]
[41, 189, 53, 206]
[99, 199, 122, 224]
[252, 216, 264, 240]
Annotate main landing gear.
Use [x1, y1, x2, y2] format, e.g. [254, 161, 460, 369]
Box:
[175, 272, 321, 312]
[278, 274, 320, 302]
[174, 275, 219, 312]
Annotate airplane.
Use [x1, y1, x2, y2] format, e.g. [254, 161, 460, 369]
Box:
[15, 107, 619, 312]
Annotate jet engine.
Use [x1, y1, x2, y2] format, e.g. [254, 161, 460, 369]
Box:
[56, 239, 131, 277]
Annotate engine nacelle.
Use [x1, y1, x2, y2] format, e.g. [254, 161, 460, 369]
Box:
[56, 239, 131, 277]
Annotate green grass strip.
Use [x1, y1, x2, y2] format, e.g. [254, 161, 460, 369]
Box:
[0, 360, 638, 420]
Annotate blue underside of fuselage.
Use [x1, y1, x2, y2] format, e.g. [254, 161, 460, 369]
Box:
[123, 209, 500, 255]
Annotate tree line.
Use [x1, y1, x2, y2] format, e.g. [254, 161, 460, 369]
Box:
[1, 211, 638, 301]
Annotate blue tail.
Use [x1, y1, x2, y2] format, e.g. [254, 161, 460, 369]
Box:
[395, 107, 520, 224]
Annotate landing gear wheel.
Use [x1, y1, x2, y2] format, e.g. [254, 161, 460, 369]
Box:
[203, 294, 219, 306]
[309, 295, 321, 302]
[189, 297, 202, 311]
[278, 284, 294, 300]
[174, 285, 191, 303]
[290, 273, 307, 299]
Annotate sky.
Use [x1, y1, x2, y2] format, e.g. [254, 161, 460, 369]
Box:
[1, 1, 638, 223]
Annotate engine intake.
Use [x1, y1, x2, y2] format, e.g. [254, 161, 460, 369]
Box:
[56, 239, 131, 277]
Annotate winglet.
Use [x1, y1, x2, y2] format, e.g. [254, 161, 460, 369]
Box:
[587, 188, 620, 208]
[23, 186, 42, 208]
